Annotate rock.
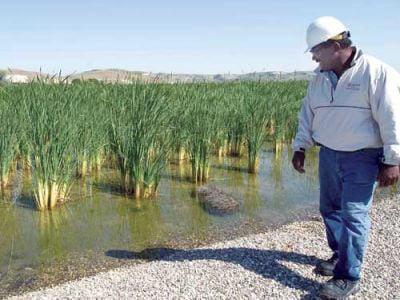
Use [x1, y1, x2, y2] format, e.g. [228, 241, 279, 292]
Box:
[196, 184, 239, 214]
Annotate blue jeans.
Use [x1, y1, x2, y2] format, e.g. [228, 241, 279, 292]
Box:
[319, 146, 382, 281]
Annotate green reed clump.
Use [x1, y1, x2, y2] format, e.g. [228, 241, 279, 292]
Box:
[211, 85, 231, 158]
[167, 83, 191, 163]
[22, 82, 80, 210]
[0, 79, 307, 207]
[74, 82, 109, 177]
[241, 82, 272, 173]
[0, 87, 20, 190]
[223, 83, 246, 157]
[108, 82, 173, 198]
[268, 81, 307, 151]
[180, 84, 221, 183]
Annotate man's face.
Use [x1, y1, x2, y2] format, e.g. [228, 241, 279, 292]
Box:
[310, 41, 337, 71]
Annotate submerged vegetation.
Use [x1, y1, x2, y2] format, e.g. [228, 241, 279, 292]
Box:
[0, 80, 307, 210]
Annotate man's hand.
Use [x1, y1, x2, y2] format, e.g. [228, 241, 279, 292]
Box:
[292, 151, 306, 173]
[377, 164, 399, 187]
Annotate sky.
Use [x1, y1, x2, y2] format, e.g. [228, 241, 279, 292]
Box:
[1, 0, 399, 75]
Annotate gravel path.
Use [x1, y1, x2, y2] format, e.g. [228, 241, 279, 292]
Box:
[8, 196, 400, 299]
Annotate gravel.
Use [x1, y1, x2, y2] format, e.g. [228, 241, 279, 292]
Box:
[8, 195, 400, 300]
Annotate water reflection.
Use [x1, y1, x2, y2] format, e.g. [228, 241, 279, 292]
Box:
[37, 210, 70, 265]
[0, 144, 322, 296]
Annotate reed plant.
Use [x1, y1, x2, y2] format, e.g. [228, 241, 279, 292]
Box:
[181, 84, 221, 183]
[22, 82, 80, 210]
[212, 85, 230, 158]
[0, 88, 20, 190]
[268, 81, 307, 150]
[108, 82, 173, 198]
[225, 84, 246, 157]
[74, 82, 109, 177]
[168, 83, 191, 163]
[0, 79, 307, 207]
[242, 82, 271, 173]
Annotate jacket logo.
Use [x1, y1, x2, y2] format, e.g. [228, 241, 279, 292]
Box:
[345, 83, 361, 91]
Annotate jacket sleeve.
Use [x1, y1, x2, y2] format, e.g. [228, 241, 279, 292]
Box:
[370, 65, 400, 165]
[292, 83, 315, 152]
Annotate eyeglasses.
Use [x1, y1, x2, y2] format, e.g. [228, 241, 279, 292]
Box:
[310, 41, 333, 54]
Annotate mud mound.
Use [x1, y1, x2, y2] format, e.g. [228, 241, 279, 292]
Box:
[196, 184, 239, 214]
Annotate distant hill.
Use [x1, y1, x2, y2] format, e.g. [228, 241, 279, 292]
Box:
[1, 68, 315, 83]
[0, 68, 47, 80]
[69, 69, 314, 83]
[69, 69, 145, 83]
[236, 71, 314, 81]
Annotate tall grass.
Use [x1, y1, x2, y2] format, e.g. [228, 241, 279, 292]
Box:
[225, 84, 246, 157]
[0, 79, 308, 209]
[268, 81, 307, 152]
[108, 82, 173, 198]
[0, 88, 19, 190]
[241, 82, 271, 173]
[74, 82, 108, 177]
[168, 84, 191, 163]
[22, 83, 80, 210]
[180, 84, 221, 183]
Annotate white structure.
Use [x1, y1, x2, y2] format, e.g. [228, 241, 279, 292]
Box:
[1, 74, 29, 83]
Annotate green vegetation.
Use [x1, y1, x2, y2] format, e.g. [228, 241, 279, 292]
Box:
[21, 83, 81, 210]
[0, 88, 20, 190]
[179, 84, 222, 183]
[108, 82, 173, 198]
[0, 80, 307, 210]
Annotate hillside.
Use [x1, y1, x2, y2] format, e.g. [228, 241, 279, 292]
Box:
[0, 68, 314, 83]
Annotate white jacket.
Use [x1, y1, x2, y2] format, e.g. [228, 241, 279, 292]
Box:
[293, 48, 400, 165]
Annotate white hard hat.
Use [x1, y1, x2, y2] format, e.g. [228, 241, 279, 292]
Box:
[305, 16, 349, 52]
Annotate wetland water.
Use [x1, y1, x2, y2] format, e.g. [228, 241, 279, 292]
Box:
[0, 145, 321, 296]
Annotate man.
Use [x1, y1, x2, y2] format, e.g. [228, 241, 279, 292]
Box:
[292, 16, 400, 299]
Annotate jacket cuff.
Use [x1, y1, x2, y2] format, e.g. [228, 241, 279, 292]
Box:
[292, 146, 306, 152]
[383, 145, 400, 165]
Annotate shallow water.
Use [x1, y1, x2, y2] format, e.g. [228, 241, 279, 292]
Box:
[0, 145, 322, 296]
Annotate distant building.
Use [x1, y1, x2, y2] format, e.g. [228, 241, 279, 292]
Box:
[1, 74, 29, 83]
